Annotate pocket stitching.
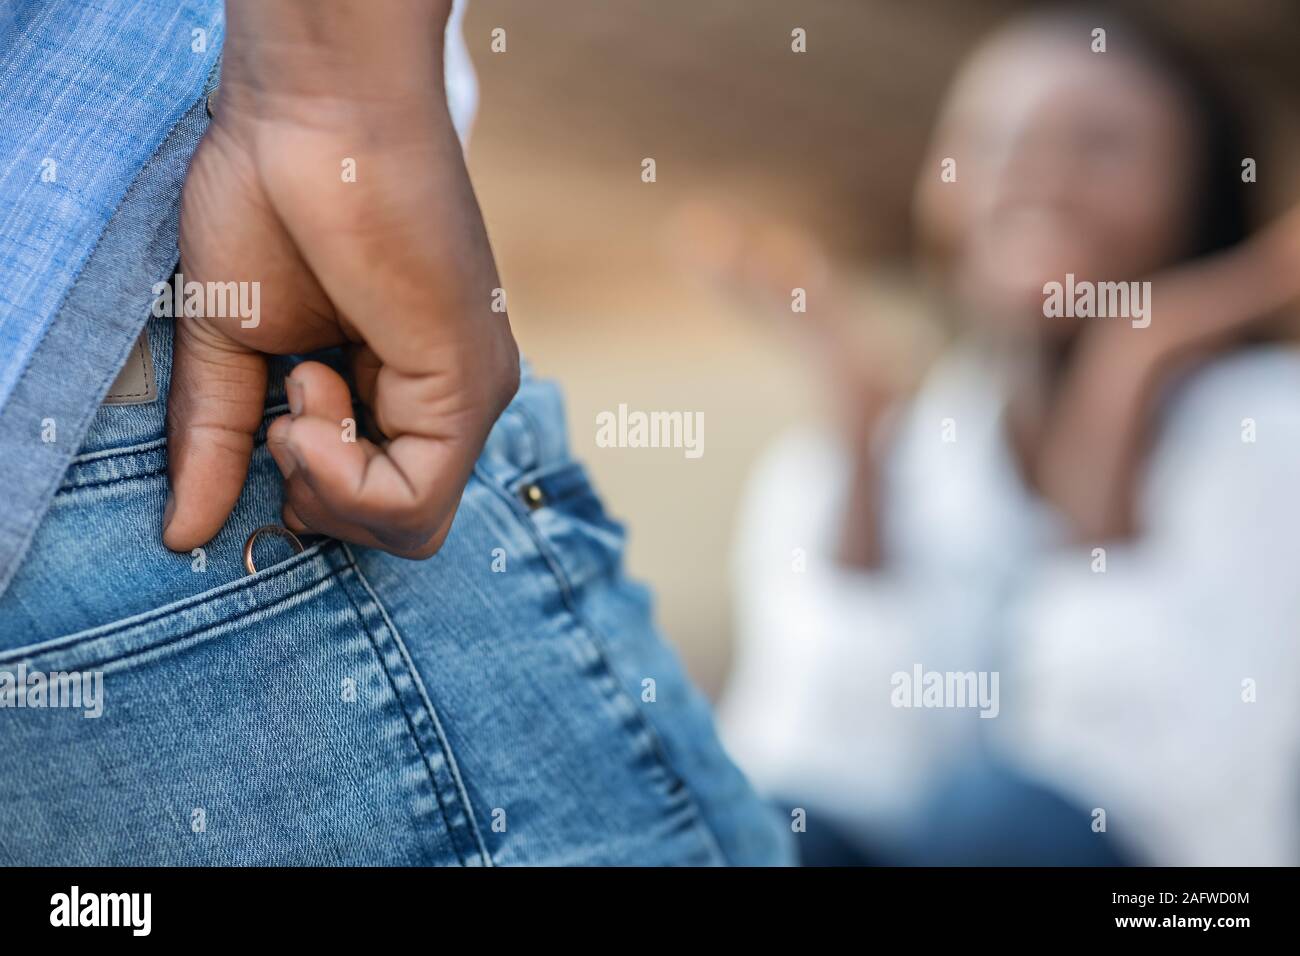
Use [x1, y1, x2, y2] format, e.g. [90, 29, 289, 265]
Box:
[469, 461, 730, 864]
[332, 549, 492, 867]
[19, 570, 343, 674]
[61, 463, 167, 493]
[61, 403, 290, 492]
[0, 542, 336, 664]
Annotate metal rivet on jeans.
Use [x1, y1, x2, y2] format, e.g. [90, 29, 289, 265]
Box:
[521, 483, 545, 510]
[243, 524, 305, 575]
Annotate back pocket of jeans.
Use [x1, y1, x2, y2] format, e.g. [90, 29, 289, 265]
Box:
[0, 543, 484, 865]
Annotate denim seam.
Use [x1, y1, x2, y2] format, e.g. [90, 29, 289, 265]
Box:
[0, 543, 334, 662]
[10, 568, 342, 673]
[475, 405, 536, 488]
[328, 559, 465, 867]
[328, 551, 480, 867]
[59, 464, 168, 492]
[340, 544, 493, 866]
[72, 436, 167, 465]
[471, 460, 730, 865]
[59, 403, 291, 491]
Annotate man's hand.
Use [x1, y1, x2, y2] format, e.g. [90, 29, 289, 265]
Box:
[163, 0, 519, 559]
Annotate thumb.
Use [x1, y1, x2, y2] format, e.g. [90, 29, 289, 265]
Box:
[163, 317, 268, 551]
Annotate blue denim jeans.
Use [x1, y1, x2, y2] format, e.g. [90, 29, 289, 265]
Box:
[0, 317, 792, 866]
[781, 757, 1136, 867]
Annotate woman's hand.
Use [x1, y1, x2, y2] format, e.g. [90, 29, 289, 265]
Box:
[1035, 205, 1300, 542]
[666, 201, 926, 567]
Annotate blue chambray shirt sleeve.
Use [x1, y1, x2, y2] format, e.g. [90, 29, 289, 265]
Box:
[0, 1, 223, 598]
[0, 0, 224, 408]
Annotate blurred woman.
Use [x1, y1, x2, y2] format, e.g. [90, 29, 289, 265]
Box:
[716, 5, 1300, 865]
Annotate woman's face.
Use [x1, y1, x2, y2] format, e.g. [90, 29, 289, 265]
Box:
[914, 25, 1200, 335]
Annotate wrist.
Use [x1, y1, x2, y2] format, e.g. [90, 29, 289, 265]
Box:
[218, 0, 452, 129]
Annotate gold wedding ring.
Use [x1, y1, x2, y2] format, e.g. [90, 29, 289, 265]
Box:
[243, 524, 305, 575]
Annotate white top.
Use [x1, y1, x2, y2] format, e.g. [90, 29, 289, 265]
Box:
[445, 0, 478, 146]
[719, 345, 1300, 865]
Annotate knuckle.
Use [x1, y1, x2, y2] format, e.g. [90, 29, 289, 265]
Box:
[372, 519, 435, 555]
[384, 505, 433, 537]
[375, 511, 452, 560]
[396, 529, 449, 560]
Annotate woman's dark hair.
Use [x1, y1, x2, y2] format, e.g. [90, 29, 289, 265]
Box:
[1019, 2, 1254, 260]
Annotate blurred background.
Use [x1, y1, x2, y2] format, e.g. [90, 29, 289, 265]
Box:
[461, 0, 1300, 697]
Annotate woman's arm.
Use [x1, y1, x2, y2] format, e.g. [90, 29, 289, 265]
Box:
[1034, 207, 1300, 543]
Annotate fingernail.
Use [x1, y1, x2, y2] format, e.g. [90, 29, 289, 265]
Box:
[163, 493, 175, 530]
[286, 377, 304, 416]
